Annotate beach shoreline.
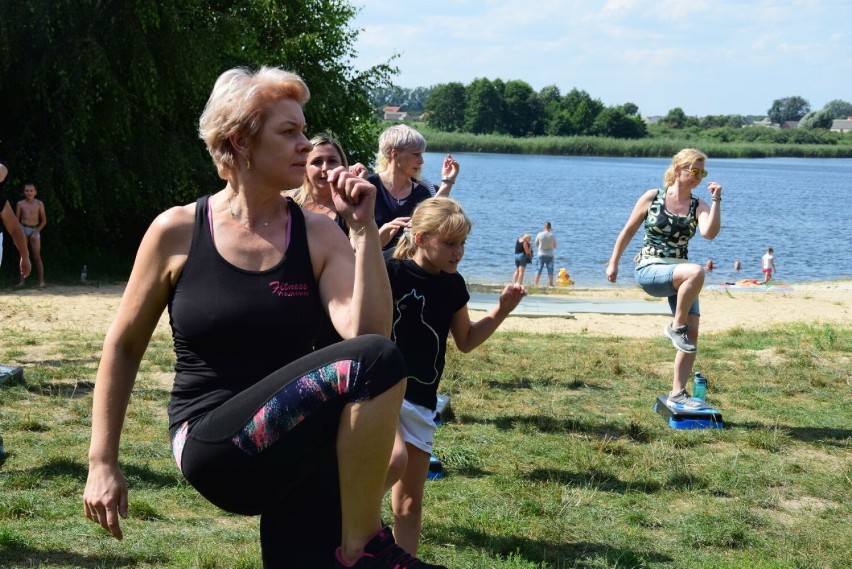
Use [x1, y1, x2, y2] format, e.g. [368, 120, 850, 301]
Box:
[467, 279, 852, 337]
[0, 280, 849, 344]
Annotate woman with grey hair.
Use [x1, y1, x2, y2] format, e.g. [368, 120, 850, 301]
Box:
[351, 125, 460, 249]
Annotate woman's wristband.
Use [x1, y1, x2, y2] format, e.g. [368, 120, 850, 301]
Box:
[711, 196, 721, 202]
[441, 177, 455, 184]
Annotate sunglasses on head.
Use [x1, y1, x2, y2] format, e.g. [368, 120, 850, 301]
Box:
[685, 167, 708, 179]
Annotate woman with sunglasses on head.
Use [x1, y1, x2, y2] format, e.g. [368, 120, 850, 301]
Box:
[605, 148, 722, 409]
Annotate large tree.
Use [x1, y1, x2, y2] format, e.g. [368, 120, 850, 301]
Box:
[424, 82, 466, 132]
[538, 85, 563, 111]
[0, 0, 393, 274]
[822, 99, 852, 119]
[562, 89, 604, 135]
[663, 107, 688, 128]
[799, 109, 834, 129]
[767, 96, 811, 124]
[464, 78, 503, 135]
[539, 85, 573, 136]
[501, 80, 545, 137]
[620, 102, 640, 116]
[592, 107, 646, 139]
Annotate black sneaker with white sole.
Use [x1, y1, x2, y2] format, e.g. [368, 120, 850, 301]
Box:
[335, 526, 447, 569]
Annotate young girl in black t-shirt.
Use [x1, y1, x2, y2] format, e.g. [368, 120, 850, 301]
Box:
[384, 197, 526, 555]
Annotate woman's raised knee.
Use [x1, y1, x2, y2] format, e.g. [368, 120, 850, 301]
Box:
[675, 263, 705, 286]
[344, 334, 406, 400]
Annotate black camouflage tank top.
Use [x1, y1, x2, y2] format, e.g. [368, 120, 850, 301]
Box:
[640, 187, 699, 261]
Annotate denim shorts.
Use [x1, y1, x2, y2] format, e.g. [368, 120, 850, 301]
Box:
[634, 263, 700, 316]
[536, 255, 554, 276]
[514, 252, 530, 267]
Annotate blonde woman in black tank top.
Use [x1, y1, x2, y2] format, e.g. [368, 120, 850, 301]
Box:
[84, 67, 446, 569]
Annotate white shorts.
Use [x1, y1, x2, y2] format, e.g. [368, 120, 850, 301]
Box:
[399, 399, 438, 454]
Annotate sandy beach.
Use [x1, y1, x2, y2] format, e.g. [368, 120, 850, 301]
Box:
[1, 281, 849, 346]
[474, 281, 852, 336]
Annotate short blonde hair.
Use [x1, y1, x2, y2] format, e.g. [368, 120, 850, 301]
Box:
[374, 125, 427, 173]
[199, 66, 310, 177]
[392, 197, 472, 260]
[663, 148, 707, 187]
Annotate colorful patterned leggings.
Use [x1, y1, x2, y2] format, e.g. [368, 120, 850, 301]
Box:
[169, 334, 405, 566]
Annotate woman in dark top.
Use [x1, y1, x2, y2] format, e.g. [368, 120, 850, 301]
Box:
[513, 233, 533, 285]
[288, 132, 351, 235]
[351, 125, 459, 249]
[83, 66, 445, 569]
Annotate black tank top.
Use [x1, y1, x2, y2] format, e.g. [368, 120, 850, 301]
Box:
[167, 195, 323, 430]
[515, 239, 526, 254]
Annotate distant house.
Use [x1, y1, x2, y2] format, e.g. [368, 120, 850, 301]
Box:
[830, 117, 852, 133]
[780, 120, 799, 129]
[750, 117, 774, 128]
[383, 106, 408, 121]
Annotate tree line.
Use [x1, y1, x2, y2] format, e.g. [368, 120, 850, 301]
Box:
[371, 82, 852, 139]
[374, 81, 646, 139]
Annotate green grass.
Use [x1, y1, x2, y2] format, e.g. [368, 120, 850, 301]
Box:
[1, 323, 850, 568]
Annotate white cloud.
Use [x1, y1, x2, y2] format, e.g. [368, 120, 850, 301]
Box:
[350, 0, 852, 115]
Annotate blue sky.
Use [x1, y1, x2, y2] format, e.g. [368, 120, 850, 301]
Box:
[350, 0, 851, 118]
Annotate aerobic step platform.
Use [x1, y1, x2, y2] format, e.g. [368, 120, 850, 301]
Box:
[654, 395, 723, 429]
[427, 455, 444, 481]
[434, 394, 452, 426]
[0, 365, 24, 387]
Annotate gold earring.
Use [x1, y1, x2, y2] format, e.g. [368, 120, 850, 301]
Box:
[246, 158, 251, 171]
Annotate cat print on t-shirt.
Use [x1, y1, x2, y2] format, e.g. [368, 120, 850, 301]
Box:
[391, 289, 441, 385]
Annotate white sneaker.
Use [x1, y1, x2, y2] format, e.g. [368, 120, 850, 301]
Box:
[667, 389, 704, 409]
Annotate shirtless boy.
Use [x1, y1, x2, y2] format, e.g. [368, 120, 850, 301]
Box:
[16, 183, 47, 287]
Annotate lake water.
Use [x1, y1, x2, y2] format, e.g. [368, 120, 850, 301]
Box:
[421, 152, 852, 287]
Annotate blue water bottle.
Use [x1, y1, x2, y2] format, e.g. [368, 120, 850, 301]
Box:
[693, 371, 707, 401]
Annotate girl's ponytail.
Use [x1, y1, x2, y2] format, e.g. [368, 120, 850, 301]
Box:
[392, 228, 418, 260]
[392, 197, 472, 260]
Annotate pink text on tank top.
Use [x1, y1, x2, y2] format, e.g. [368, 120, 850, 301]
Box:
[269, 281, 310, 297]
